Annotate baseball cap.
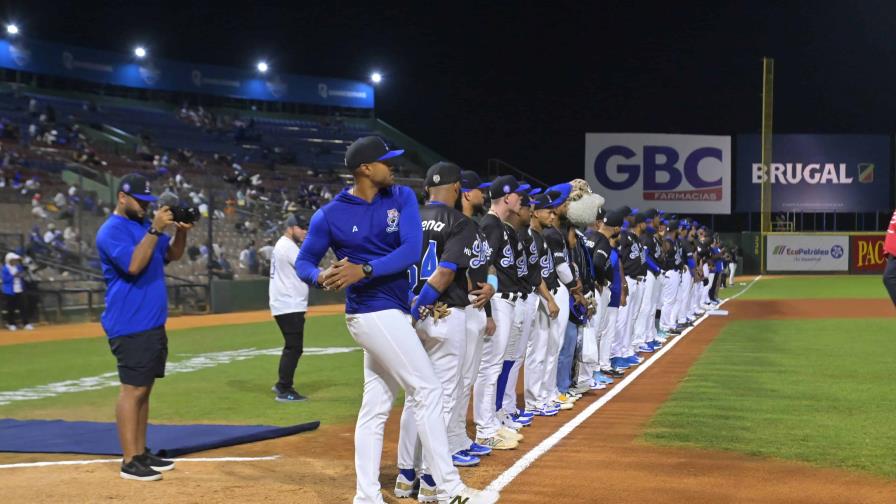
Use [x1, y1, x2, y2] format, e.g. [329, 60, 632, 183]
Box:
[603, 208, 626, 227]
[633, 213, 647, 225]
[488, 175, 521, 200]
[516, 182, 532, 194]
[630, 207, 640, 216]
[643, 208, 658, 219]
[528, 187, 543, 196]
[545, 183, 572, 208]
[286, 213, 309, 229]
[460, 170, 490, 193]
[520, 194, 532, 207]
[617, 205, 632, 217]
[595, 207, 606, 221]
[533, 190, 562, 210]
[118, 173, 157, 202]
[425, 162, 462, 187]
[345, 136, 404, 170]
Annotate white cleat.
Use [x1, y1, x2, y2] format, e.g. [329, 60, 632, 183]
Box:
[444, 486, 500, 504]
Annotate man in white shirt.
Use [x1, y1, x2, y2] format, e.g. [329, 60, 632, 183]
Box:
[269, 214, 310, 402]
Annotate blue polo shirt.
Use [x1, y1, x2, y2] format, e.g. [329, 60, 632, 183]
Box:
[96, 214, 170, 338]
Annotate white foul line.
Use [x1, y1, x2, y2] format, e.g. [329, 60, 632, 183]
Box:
[0, 455, 281, 469]
[485, 275, 763, 493]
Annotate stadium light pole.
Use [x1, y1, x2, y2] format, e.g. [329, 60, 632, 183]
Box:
[370, 72, 383, 84]
[256, 61, 269, 74]
[6, 24, 19, 36]
[134, 46, 147, 59]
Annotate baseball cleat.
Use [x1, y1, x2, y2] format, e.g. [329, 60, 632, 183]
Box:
[637, 343, 654, 353]
[529, 406, 559, 416]
[417, 474, 438, 503]
[594, 372, 614, 384]
[452, 450, 480, 467]
[395, 468, 419, 498]
[610, 357, 631, 369]
[498, 426, 524, 442]
[467, 442, 493, 456]
[516, 409, 535, 419]
[448, 486, 500, 504]
[589, 379, 607, 390]
[476, 436, 518, 450]
[138, 449, 174, 472]
[569, 384, 591, 395]
[510, 414, 533, 427]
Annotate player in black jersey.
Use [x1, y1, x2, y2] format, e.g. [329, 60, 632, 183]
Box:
[474, 175, 526, 450]
[592, 208, 627, 381]
[447, 170, 497, 461]
[612, 211, 646, 369]
[660, 219, 682, 334]
[633, 210, 663, 354]
[398, 162, 484, 482]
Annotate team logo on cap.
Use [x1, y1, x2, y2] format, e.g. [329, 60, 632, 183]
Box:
[433, 174, 441, 184]
[503, 185, 510, 194]
[122, 183, 131, 193]
[145, 181, 151, 193]
[386, 208, 400, 233]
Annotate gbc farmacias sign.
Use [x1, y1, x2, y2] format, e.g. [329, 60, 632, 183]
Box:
[766, 235, 850, 272]
[735, 134, 891, 212]
[585, 134, 731, 214]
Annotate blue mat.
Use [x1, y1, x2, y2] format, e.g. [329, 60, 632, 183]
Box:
[0, 418, 320, 457]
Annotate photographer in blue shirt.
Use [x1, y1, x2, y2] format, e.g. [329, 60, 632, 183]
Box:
[95, 173, 192, 481]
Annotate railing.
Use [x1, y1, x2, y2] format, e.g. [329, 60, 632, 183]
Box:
[487, 158, 550, 188]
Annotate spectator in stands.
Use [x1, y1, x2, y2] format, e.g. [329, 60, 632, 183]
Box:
[43, 223, 59, 245]
[208, 253, 234, 280]
[258, 238, 275, 274]
[53, 191, 67, 210]
[23, 176, 39, 195]
[2, 252, 32, 331]
[31, 194, 48, 219]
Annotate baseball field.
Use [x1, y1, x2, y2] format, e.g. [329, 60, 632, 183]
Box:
[1, 275, 894, 503]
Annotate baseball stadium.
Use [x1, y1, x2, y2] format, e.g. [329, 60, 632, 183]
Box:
[1, 4, 895, 504]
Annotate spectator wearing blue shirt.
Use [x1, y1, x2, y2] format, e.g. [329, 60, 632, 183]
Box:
[295, 137, 496, 503]
[2, 252, 32, 331]
[95, 173, 192, 482]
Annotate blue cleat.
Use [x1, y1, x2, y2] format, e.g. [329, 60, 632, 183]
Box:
[516, 409, 535, 420]
[452, 450, 480, 467]
[593, 372, 614, 384]
[511, 414, 533, 427]
[637, 343, 654, 353]
[626, 355, 641, 366]
[467, 442, 493, 456]
[611, 356, 631, 369]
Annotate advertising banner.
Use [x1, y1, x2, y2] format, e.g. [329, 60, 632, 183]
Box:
[585, 133, 732, 214]
[736, 134, 890, 212]
[0, 38, 374, 109]
[766, 234, 849, 272]
[850, 234, 887, 274]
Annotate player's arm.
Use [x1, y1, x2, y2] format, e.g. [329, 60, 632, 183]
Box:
[545, 230, 576, 290]
[536, 279, 559, 319]
[295, 210, 331, 287]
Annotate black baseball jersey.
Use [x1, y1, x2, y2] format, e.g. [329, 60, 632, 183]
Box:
[619, 230, 644, 278]
[505, 222, 530, 293]
[413, 202, 479, 307]
[531, 228, 559, 290]
[639, 230, 660, 275]
[591, 232, 614, 287]
[679, 236, 694, 268]
[467, 223, 494, 288]
[543, 225, 575, 287]
[480, 213, 520, 293]
[567, 229, 595, 293]
[518, 227, 540, 292]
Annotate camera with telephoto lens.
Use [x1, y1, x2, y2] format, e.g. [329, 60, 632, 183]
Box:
[170, 205, 201, 224]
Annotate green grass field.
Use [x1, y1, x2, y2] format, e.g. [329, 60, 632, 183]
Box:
[0, 316, 372, 427]
[645, 275, 896, 479]
[741, 275, 889, 300]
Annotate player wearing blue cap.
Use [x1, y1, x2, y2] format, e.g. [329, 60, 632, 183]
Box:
[295, 137, 497, 504]
[659, 220, 683, 335]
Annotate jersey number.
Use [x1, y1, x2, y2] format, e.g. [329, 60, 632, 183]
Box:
[408, 240, 439, 287]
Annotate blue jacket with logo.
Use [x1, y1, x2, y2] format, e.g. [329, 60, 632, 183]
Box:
[295, 185, 422, 315]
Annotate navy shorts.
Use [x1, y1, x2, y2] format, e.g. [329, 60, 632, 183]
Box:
[108, 326, 168, 387]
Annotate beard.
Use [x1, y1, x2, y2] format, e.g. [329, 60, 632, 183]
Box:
[124, 207, 145, 222]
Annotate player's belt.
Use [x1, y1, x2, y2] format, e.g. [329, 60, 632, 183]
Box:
[499, 291, 523, 302]
[627, 275, 646, 282]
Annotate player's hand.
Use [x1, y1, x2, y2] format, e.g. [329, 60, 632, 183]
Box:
[317, 258, 343, 288]
[174, 222, 193, 232]
[151, 206, 174, 230]
[323, 258, 365, 290]
[621, 293, 628, 307]
[485, 317, 497, 337]
[470, 282, 495, 309]
[547, 299, 559, 319]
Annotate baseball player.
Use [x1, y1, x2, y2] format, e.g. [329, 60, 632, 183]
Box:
[674, 221, 697, 328]
[502, 194, 560, 423]
[269, 213, 310, 402]
[524, 192, 564, 415]
[632, 211, 662, 354]
[474, 175, 526, 450]
[884, 208, 896, 306]
[659, 219, 681, 335]
[611, 210, 646, 369]
[591, 208, 627, 382]
[295, 137, 497, 504]
[396, 162, 485, 500]
[446, 170, 496, 461]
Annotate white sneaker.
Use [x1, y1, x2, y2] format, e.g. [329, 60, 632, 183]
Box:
[475, 436, 518, 450]
[417, 476, 438, 503]
[589, 379, 606, 390]
[395, 471, 418, 498]
[498, 411, 524, 431]
[24, 324, 33, 330]
[6, 324, 16, 332]
[446, 486, 500, 504]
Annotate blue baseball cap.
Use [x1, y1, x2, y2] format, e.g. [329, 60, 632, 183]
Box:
[528, 187, 543, 196]
[545, 183, 572, 208]
[516, 183, 532, 194]
[488, 175, 521, 199]
[118, 173, 157, 202]
[345, 136, 404, 170]
[460, 170, 490, 193]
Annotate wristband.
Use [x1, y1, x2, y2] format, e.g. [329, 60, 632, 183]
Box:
[411, 282, 442, 321]
[148, 227, 162, 236]
[486, 274, 498, 292]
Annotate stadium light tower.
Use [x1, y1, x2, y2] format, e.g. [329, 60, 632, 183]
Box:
[6, 24, 19, 36]
[370, 72, 383, 84]
[134, 46, 147, 59]
[256, 61, 269, 74]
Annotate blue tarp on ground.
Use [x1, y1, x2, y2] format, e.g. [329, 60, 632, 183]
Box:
[0, 418, 320, 457]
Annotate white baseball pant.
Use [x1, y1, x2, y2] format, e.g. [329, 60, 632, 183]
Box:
[398, 308, 467, 471]
[524, 294, 550, 411]
[447, 304, 487, 454]
[474, 296, 518, 440]
[675, 271, 694, 324]
[598, 291, 617, 372]
[502, 293, 536, 416]
[649, 271, 664, 340]
[689, 267, 704, 316]
[345, 310, 463, 503]
[659, 270, 680, 330]
[632, 272, 657, 351]
[729, 263, 737, 285]
[612, 276, 644, 358]
[540, 285, 569, 406]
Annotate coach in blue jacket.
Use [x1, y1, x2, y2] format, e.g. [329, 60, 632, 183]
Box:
[96, 173, 191, 482]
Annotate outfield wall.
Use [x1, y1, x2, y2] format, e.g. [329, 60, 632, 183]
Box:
[762, 233, 886, 274]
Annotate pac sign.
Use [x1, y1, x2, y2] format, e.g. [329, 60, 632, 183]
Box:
[584, 134, 732, 214]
